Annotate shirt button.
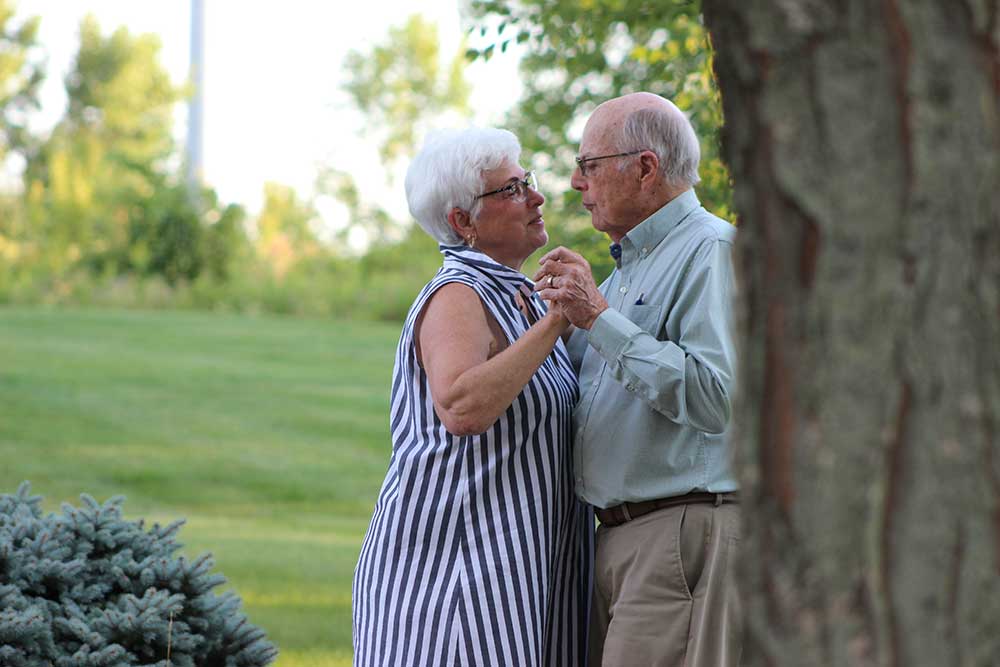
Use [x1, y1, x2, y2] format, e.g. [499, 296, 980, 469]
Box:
[641, 247, 649, 255]
[619, 286, 628, 294]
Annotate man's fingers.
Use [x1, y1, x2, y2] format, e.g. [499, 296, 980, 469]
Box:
[538, 246, 586, 266]
[534, 246, 595, 296]
[537, 246, 569, 265]
[534, 261, 562, 280]
[533, 259, 573, 284]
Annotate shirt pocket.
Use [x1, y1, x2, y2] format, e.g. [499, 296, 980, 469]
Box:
[624, 302, 663, 338]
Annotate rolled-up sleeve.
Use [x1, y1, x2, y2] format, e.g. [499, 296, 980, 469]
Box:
[586, 238, 736, 434]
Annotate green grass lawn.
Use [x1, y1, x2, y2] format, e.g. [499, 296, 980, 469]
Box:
[0, 306, 402, 666]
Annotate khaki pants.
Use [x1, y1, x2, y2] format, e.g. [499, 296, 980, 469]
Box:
[589, 502, 742, 666]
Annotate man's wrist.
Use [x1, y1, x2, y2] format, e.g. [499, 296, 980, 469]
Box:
[579, 303, 609, 330]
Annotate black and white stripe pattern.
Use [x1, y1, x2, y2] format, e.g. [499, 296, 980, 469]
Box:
[353, 245, 594, 666]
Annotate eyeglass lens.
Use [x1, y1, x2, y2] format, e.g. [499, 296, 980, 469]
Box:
[511, 172, 536, 200]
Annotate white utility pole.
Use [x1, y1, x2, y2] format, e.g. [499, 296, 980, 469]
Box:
[186, 0, 205, 193]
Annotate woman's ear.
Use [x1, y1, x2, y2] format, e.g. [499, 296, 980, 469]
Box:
[447, 207, 475, 243]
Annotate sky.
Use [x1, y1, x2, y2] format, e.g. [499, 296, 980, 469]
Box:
[11, 0, 523, 246]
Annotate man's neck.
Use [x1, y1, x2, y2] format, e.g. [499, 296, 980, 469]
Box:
[652, 184, 689, 213]
[611, 186, 689, 243]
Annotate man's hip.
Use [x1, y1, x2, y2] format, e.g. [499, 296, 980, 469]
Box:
[589, 500, 742, 666]
[595, 490, 739, 527]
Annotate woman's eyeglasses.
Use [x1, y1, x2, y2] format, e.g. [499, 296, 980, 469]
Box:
[475, 171, 538, 203]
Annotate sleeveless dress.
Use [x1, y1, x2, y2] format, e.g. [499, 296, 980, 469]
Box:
[353, 245, 594, 667]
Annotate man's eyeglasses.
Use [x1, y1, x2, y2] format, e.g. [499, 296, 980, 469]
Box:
[574, 150, 645, 177]
[475, 171, 538, 203]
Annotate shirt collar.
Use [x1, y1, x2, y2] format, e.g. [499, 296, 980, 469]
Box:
[440, 244, 534, 296]
[621, 189, 701, 257]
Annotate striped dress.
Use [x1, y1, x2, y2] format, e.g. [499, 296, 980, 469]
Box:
[353, 245, 594, 667]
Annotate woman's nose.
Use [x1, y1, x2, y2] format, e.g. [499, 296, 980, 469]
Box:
[527, 184, 545, 206]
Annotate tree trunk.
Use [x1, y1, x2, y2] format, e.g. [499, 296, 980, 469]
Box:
[701, 1, 999, 665]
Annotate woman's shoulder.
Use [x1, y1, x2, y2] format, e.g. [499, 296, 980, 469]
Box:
[403, 273, 483, 333]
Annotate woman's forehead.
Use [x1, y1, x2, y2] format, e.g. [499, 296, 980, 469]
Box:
[482, 163, 526, 184]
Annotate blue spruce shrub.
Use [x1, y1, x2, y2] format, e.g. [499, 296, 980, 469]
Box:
[0, 483, 278, 667]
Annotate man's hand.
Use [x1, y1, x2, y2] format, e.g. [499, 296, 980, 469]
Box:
[533, 246, 609, 330]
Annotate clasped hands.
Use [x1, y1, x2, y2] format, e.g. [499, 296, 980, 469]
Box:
[533, 246, 609, 330]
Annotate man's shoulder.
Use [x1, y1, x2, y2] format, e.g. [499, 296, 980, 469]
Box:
[689, 208, 736, 244]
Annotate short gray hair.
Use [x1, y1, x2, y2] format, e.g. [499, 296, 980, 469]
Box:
[405, 127, 521, 245]
[619, 107, 701, 189]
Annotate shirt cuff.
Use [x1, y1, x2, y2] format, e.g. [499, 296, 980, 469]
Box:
[587, 308, 643, 364]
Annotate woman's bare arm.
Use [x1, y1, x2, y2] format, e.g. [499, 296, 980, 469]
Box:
[418, 283, 567, 436]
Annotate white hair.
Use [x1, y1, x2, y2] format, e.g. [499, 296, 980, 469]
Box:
[619, 107, 701, 189]
[405, 127, 521, 245]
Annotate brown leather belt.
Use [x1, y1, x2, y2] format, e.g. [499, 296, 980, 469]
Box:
[596, 491, 739, 527]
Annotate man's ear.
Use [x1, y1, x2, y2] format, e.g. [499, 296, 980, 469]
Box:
[447, 207, 474, 242]
[638, 150, 660, 185]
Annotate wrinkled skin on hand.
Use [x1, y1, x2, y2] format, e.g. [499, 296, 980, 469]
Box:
[533, 246, 609, 330]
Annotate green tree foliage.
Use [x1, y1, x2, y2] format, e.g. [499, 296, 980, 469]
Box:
[313, 166, 397, 246]
[343, 14, 472, 165]
[263, 14, 478, 317]
[197, 196, 247, 283]
[255, 182, 321, 277]
[466, 0, 731, 278]
[0, 482, 277, 667]
[0, 0, 43, 164]
[0, 0, 43, 272]
[333, 14, 474, 248]
[125, 184, 247, 285]
[64, 15, 177, 172]
[356, 224, 443, 321]
[22, 15, 180, 277]
[15, 15, 240, 289]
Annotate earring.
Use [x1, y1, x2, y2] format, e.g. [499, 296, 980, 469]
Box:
[468, 233, 477, 249]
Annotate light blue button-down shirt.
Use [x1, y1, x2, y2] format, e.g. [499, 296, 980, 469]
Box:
[567, 189, 738, 509]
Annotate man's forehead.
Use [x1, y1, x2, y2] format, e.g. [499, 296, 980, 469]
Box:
[578, 133, 610, 156]
[580, 112, 617, 152]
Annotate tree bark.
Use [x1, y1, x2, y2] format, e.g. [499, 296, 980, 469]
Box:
[701, 1, 999, 665]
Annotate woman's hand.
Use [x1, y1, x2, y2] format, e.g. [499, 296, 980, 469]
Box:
[543, 296, 572, 335]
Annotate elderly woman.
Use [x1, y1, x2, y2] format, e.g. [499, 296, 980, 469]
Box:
[352, 128, 593, 667]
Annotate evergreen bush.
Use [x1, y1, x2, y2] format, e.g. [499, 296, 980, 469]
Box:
[0, 483, 278, 667]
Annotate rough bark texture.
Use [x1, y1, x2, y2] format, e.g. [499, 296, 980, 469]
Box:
[701, 1, 1000, 665]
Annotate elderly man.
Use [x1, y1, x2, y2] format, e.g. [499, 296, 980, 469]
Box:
[536, 92, 741, 666]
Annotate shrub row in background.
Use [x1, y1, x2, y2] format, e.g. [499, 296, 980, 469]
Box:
[0, 228, 444, 323]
